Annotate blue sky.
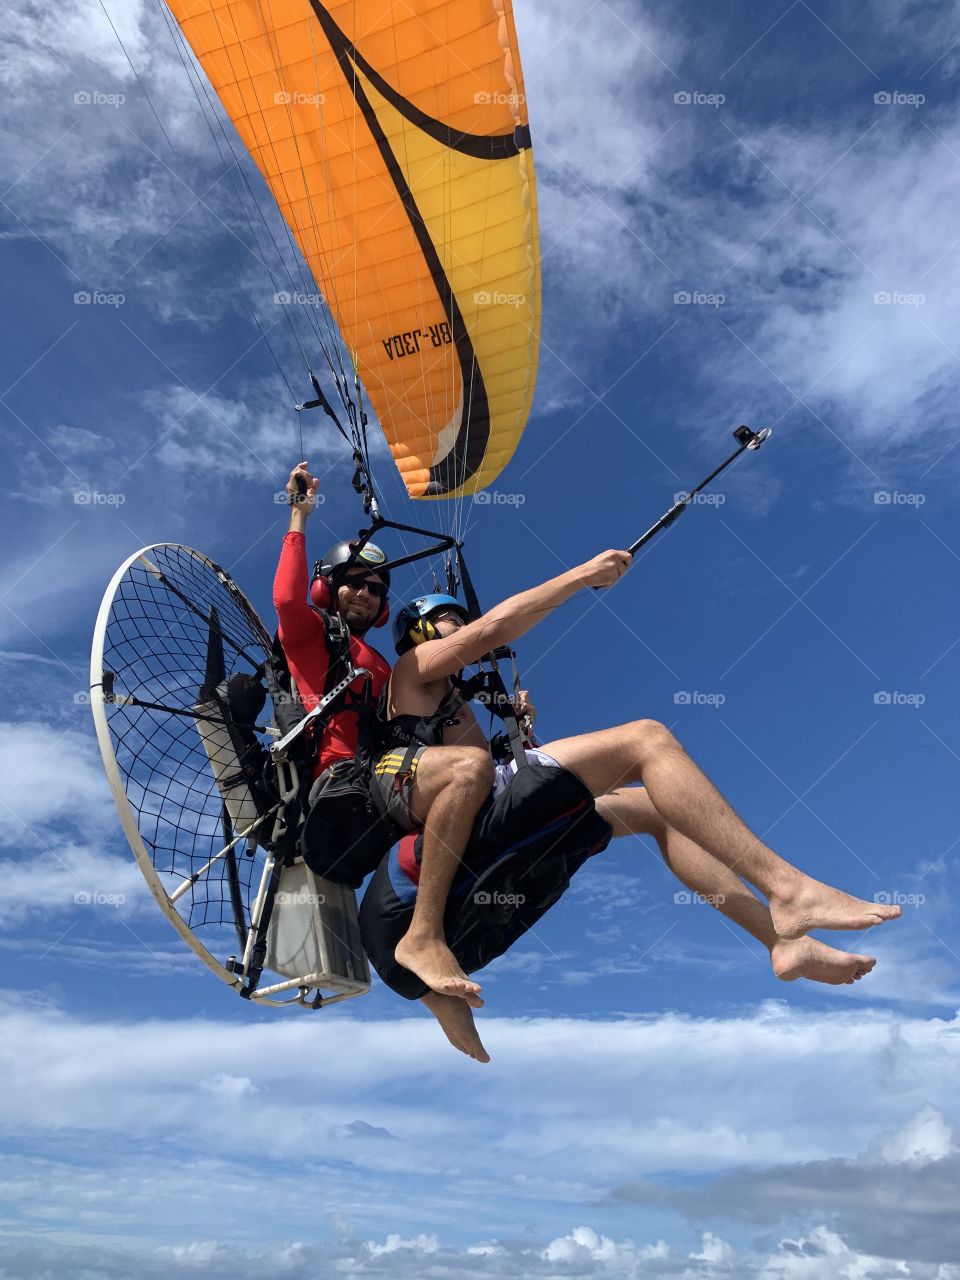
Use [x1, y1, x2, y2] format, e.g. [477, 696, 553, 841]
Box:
[1, 0, 959, 1275]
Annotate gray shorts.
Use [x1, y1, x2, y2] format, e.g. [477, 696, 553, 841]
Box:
[372, 745, 429, 832]
[371, 745, 561, 831]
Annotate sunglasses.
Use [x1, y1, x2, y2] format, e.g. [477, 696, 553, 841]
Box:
[341, 575, 388, 600]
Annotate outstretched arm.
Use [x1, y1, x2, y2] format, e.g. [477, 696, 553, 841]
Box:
[405, 549, 632, 682]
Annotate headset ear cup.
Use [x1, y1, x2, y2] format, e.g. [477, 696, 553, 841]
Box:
[310, 575, 332, 610]
[374, 601, 390, 629]
[409, 617, 436, 646]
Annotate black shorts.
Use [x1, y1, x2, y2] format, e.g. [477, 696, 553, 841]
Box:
[358, 762, 613, 999]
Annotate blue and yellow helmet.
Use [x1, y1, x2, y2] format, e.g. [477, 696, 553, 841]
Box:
[393, 593, 469, 655]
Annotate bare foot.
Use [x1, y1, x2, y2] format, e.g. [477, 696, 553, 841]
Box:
[770, 874, 901, 940]
[395, 933, 483, 1007]
[420, 991, 491, 1063]
[771, 935, 876, 985]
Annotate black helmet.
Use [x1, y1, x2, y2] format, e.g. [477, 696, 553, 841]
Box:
[309, 539, 391, 627]
[316, 539, 390, 589]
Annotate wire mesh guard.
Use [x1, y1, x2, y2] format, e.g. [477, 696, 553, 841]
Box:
[95, 545, 273, 942]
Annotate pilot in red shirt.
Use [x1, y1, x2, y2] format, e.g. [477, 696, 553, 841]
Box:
[273, 464, 391, 779]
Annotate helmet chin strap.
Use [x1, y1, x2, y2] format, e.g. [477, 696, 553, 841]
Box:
[332, 580, 390, 633]
[336, 596, 379, 636]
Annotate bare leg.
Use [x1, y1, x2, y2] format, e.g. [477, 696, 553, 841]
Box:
[542, 723, 900, 939]
[420, 991, 490, 1063]
[393, 745, 494, 1005]
[596, 788, 877, 985]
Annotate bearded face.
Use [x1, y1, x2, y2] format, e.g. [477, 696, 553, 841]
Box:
[335, 572, 387, 632]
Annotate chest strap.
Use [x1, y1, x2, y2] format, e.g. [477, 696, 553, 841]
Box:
[270, 665, 372, 761]
[383, 657, 529, 769]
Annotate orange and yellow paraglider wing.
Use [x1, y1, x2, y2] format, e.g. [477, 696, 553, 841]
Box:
[165, 0, 540, 498]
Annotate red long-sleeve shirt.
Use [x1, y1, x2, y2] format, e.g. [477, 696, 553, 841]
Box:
[273, 531, 391, 776]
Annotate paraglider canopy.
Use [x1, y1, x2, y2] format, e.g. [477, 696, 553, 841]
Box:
[165, 0, 541, 500]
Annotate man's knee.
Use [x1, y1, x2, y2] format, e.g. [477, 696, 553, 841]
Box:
[445, 746, 495, 796]
[629, 718, 679, 761]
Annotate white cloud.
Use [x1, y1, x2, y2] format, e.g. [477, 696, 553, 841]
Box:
[543, 1225, 621, 1263]
[0, 0, 312, 354]
[0, 719, 117, 847]
[2, 1220, 948, 1279]
[753, 1226, 914, 1280]
[1, 0, 152, 88]
[511, 0, 960, 466]
[617, 1101, 960, 1266]
[871, 1102, 957, 1165]
[1, 840, 146, 923]
[141, 382, 355, 486]
[45, 424, 112, 456]
[367, 1232, 440, 1257]
[692, 1232, 736, 1265]
[0, 997, 957, 1258]
[0, 650, 71, 669]
[0, 719, 165, 930]
[0, 1001, 957, 1274]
